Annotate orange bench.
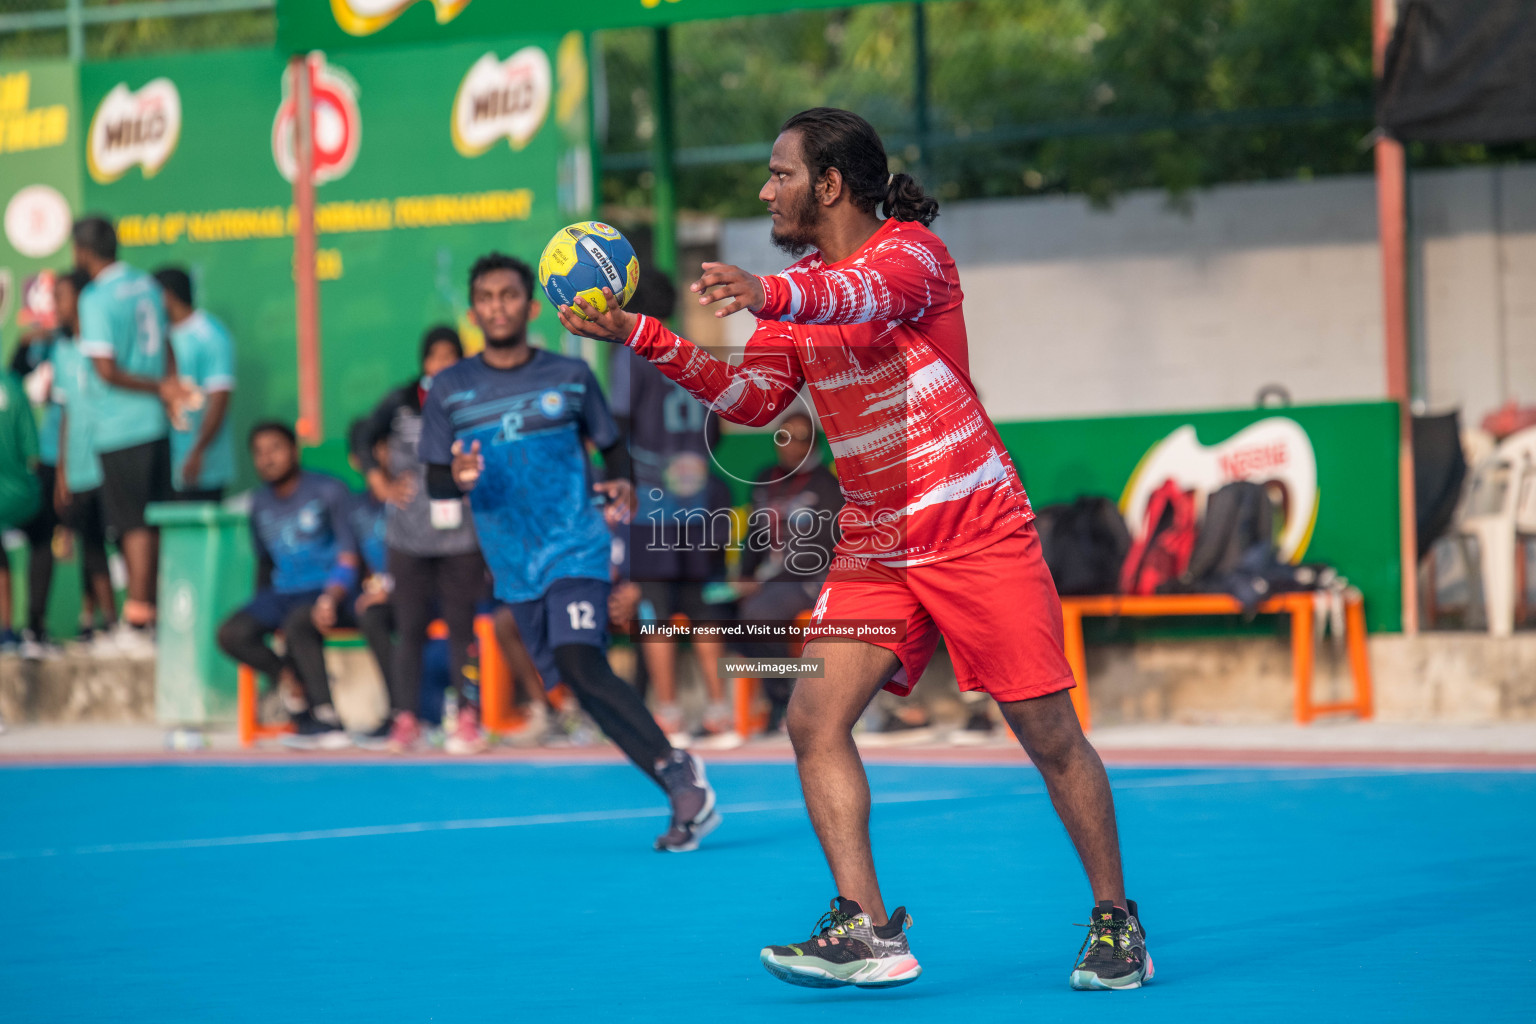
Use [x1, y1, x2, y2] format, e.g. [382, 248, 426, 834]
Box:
[1058, 591, 1374, 731]
[237, 613, 514, 746]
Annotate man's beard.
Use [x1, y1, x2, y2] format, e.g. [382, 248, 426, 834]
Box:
[770, 188, 821, 257]
[483, 328, 524, 349]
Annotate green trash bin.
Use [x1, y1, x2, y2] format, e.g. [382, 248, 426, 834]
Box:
[147, 501, 254, 727]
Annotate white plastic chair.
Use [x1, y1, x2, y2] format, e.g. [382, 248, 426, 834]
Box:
[1458, 426, 1536, 637]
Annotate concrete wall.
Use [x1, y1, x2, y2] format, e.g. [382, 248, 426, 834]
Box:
[720, 164, 1536, 424]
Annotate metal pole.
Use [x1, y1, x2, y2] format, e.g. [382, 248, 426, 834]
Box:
[912, 2, 930, 185]
[292, 54, 322, 445]
[66, 0, 83, 61]
[1373, 0, 1418, 634]
[649, 26, 678, 288]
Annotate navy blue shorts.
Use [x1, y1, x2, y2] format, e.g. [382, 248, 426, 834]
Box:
[240, 589, 357, 631]
[507, 577, 609, 692]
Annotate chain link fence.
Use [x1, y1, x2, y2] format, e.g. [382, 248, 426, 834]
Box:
[0, 0, 274, 61]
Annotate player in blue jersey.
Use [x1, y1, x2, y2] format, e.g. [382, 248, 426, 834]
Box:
[420, 252, 719, 852]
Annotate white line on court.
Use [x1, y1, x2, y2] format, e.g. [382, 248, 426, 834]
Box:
[0, 769, 1414, 863]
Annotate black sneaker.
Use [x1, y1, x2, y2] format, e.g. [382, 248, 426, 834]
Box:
[761, 897, 922, 988]
[653, 750, 720, 852]
[351, 716, 394, 751]
[1070, 899, 1153, 990]
[280, 711, 351, 751]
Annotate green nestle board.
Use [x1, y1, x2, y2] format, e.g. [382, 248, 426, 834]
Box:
[278, 0, 890, 52]
[75, 34, 593, 485]
[715, 401, 1403, 632]
[0, 60, 83, 347]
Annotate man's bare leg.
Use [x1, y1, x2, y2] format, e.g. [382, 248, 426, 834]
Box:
[784, 639, 900, 926]
[119, 528, 157, 624]
[641, 642, 677, 707]
[492, 606, 549, 710]
[999, 690, 1125, 904]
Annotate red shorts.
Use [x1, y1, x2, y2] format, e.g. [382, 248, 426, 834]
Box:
[808, 522, 1076, 703]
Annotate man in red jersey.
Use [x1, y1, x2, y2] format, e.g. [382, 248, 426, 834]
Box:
[558, 108, 1151, 993]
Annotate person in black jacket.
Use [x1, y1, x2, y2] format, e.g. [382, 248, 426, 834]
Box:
[352, 326, 489, 754]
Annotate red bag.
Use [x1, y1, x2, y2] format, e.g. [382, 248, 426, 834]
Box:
[1119, 480, 1198, 595]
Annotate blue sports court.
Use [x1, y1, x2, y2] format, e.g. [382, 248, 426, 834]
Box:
[3, 757, 1531, 1023]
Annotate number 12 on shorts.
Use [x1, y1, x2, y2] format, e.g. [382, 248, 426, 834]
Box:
[566, 601, 596, 630]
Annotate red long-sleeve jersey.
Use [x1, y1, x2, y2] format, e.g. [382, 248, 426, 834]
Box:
[623, 218, 1032, 567]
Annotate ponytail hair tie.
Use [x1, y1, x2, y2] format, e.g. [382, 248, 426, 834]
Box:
[887, 173, 894, 187]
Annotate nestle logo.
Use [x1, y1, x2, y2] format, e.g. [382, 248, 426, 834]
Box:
[1219, 442, 1288, 479]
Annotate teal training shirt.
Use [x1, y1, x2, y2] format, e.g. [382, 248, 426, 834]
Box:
[168, 309, 236, 490]
[77, 262, 170, 453]
[50, 338, 105, 493]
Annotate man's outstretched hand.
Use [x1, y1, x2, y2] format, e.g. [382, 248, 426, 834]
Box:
[691, 262, 765, 317]
[557, 289, 638, 344]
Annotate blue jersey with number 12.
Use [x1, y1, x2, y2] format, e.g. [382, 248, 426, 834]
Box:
[420, 349, 618, 603]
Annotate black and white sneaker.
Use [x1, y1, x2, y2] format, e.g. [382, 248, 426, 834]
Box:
[351, 716, 393, 751]
[280, 711, 351, 751]
[653, 750, 720, 852]
[761, 897, 922, 988]
[1070, 899, 1153, 990]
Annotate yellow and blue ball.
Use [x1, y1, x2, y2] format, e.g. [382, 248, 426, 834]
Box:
[539, 221, 640, 321]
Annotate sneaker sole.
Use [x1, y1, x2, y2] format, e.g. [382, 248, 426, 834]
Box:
[760, 951, 922, 989]
[657, 809, 721, 853]
[1069, 953, 1153, 991]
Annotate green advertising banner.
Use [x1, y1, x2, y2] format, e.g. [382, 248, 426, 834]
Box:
[0, 60, 82, 346]
[278, 0, 889, 52]
[77, 33, 593, 483]
[715, 401, 1403, 633]
[996, 402, 1404, 633]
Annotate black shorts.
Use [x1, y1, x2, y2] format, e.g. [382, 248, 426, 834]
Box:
[639, 580, 717, 625]
[171, 487, 225, 503]
[62, 487, 110, 551]
[21, 464, 60, 546]
[99, 438, 173, 535]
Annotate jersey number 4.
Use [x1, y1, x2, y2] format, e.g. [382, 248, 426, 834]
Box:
[566, 601, 597, 631]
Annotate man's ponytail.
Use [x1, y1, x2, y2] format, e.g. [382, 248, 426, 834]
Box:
[883, 172, 940, 226]
[781, 108, 943, 227]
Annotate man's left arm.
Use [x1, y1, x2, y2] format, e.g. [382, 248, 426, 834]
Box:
[181, 328, 233, 487]
[311, 483, 360, 631]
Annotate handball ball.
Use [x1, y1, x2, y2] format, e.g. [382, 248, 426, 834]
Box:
[539, 221, 640, 321]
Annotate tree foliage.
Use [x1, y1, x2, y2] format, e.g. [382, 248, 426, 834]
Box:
[600, 0, 1391, 215]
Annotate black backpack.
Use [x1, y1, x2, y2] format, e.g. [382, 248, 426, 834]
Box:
[1036, 497, 1131, 596]
[1181, 481, 1276, 588]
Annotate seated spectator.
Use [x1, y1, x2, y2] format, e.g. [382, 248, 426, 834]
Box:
[215, 421, 366, 749]
[345, 420, 398, 749]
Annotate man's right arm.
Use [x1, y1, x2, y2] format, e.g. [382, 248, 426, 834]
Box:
[418, 381, 473, 500]
[621, 315, 805, 428]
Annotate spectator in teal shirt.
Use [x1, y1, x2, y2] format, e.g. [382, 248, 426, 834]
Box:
[51, 268, 119, 647]
[73, 215, 195, 650]
[155, 267, 235, 502]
